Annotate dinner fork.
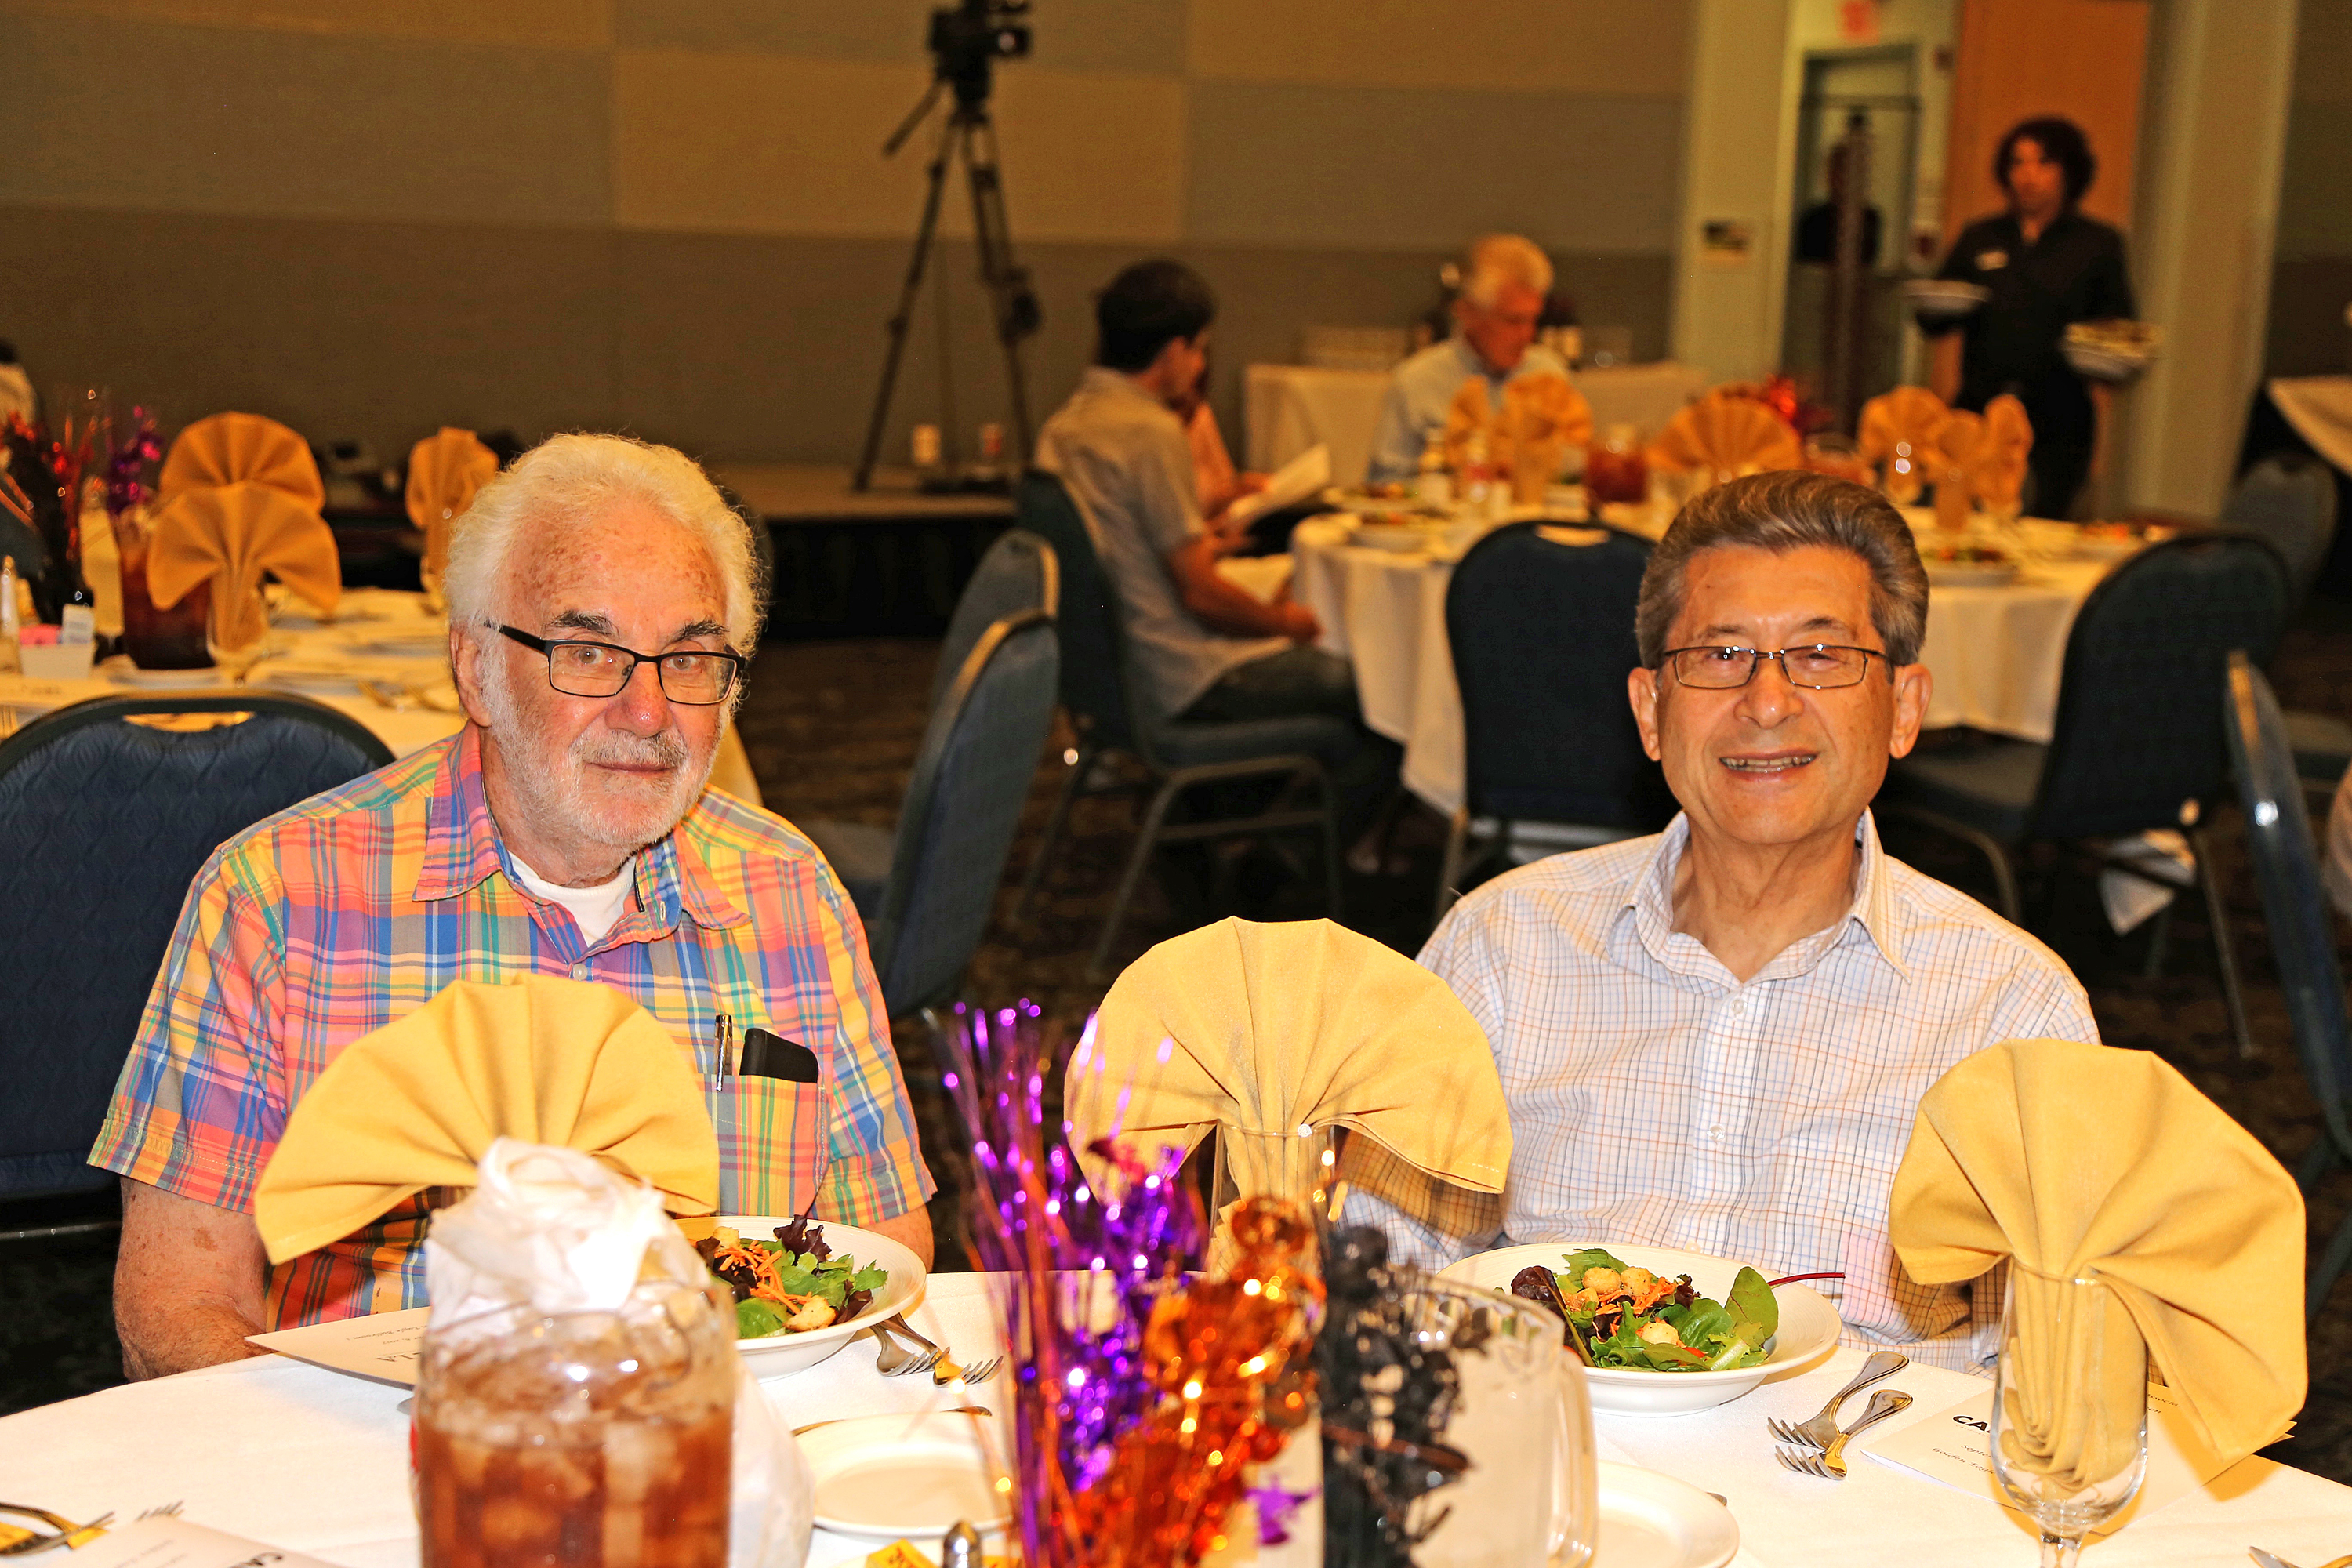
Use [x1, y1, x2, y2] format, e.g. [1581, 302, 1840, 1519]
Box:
[876, 1316, 1003, 1386]
[0, 1505, 114, 1556]
[2249, 1552, 2352, 1568]
[1766, 1349, 1908, 1449]
[1773, 1389, 1912, 1479]
[868, 1323, 942, 1378]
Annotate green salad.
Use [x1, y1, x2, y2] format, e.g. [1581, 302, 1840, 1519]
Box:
[694, 1218, 890, 1339]
[1509, 1247, 1779, 1372]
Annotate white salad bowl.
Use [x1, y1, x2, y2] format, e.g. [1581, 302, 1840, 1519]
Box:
[715, 1216, 928, 1380]
[1438, 1242, 1840, 1417]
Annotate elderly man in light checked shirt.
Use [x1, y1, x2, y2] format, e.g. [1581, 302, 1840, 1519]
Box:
[1344, 470, 2097, 1370]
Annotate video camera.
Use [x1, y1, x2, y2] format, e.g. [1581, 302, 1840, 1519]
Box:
[929, 0, 1032, 106]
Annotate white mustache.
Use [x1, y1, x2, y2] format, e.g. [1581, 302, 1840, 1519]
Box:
[574, 731, 690, 771]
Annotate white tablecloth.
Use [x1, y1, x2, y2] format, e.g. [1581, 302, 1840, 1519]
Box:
[1244, 361, 1712, 484]
[2270, 376, 2352, 474]
[3, 1272, 2344, 1568]
[1294, 512, 2111, 817]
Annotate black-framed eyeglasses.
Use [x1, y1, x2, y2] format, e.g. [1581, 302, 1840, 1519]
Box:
[496, 625, 744, 706]
[1660, 644, 1889, 690]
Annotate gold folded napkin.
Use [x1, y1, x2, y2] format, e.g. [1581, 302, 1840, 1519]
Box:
[1443, 378, 1495, 472]
[405, 428, 499, 605]
[1648, 391, 1802, 477]
[253, 976, 720, 1265]
[1068, 916, 1511, 1203]
[159, 412, 325, 507]
[1974, 394, 2034, 514]
[1858, 386, 1951, 504]
[145, 481, 340, 653]
[1889, 1038, 2306, 1472]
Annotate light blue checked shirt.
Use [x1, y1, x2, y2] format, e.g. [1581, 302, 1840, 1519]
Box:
[1342, 811, 2099, 1370]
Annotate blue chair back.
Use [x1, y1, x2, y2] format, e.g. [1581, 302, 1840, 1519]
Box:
[2223, 455, 2339, 605]
[871, 612, 1061, 1014]
[1015, 469, 1135, 750]
[930, 527, 1059, 714]
[1446, 522, 1675, 829]
[2031, 534, 2292, 840]
[0, 694, 393, 1199]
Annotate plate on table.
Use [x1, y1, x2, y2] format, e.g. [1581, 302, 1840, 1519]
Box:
[1595, 1461, 1739, 1568]
[1437, 1243, 1839, 1416]
[1349, 518, 1439, 554]
[798, 1410, 1009, 1540]
[352, 630, 450, 658]
[714, 1216, 927, 1379]
[1922, 546, 2020, 588]
[100, 655, 223, 688]
[2070, 522, 2172, 561]
[250, 661, 372, 695]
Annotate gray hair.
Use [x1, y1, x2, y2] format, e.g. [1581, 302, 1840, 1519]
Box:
[1459, 234, 1554, 309]
[1634, 470, 1929, 667]
[445, 433, 766, 653]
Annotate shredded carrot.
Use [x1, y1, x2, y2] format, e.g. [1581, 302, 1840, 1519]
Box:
[712, 1243, 822, 1310]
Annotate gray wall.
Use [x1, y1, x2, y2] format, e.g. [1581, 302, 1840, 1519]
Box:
[0, 0, 1687, 469]
[2267, 0, 2352, 378]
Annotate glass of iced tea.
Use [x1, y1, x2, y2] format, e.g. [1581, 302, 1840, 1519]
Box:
[415, 1279, 735, 1568]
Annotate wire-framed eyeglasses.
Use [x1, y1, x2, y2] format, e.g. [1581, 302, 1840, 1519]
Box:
[496, 625, 744, 705]
[1660, 644, 1889, 690]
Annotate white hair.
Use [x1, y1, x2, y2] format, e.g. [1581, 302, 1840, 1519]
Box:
[444, 433, 765, 652]
[1459, 234, 1555, 309]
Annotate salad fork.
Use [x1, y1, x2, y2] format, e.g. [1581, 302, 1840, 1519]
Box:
[868, 1324, 942, 1378]
[0, 1505, 114, 1557]
[1773, 1388, 1912, 1479]
[1766, 1349, 1908, 1449]
[877, 1316, 1002, 1386]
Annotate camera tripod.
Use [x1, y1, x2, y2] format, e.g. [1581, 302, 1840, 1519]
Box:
[852, 75, 1042, 492]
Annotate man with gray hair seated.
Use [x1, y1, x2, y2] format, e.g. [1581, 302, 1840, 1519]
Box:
[1364, 233, 1570, 485]
[93, 433, 936, 1377]
[1342, 472, 2098, 1369]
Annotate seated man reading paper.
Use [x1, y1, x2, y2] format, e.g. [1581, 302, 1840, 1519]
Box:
[91, 434, 935, 1377]
[1343, 471, 2096, 1369]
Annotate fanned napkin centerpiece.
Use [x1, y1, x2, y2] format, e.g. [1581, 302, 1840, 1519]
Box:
[1889, 1038, 2306, 1473]
[253, 975, 720, 1265]
[1067, 916, 1511, 1203]
[406, 427, 499, 607]
[159, 411, 325, 507]
[1973, 394, 2034, 513]
[1858, 386, 1951, 504]
[145, 481, 340, 653]
[1648, 391, 1803, 478]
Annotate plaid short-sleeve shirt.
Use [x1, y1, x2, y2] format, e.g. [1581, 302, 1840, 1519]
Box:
[91, 726, 936, 1327]
[1342, 811, 2100, 1371]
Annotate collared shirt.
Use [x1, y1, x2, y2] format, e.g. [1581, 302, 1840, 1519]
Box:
[1036, 367, 1285, 720]
[91, 727, 935, 1328]
[1341, 811, 2099, 1370]
[1366, 337, 1572, 484]
[1932, 209, 2134, 445]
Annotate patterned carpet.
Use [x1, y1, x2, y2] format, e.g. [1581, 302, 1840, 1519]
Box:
[6, 612, 2349, 1488]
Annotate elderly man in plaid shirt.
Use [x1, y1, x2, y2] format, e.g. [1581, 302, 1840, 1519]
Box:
[93, 434, 935, 1378]
[1345, 470, 2097, 1370]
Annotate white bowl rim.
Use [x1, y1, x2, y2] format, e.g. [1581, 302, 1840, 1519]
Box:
[713, 1214, 927, 1353]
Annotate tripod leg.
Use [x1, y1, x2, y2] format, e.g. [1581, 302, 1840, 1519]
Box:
[955, 110, 1040, 462]
[855, 109, 959, 492]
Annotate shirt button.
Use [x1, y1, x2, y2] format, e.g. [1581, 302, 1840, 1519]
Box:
[571, 964, 587, 980]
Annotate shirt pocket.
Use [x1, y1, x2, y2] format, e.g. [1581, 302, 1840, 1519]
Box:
[705, 1073, 835, 1218]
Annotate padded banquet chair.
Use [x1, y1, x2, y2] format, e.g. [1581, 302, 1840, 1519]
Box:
[802, 611, 1059, 1018]
[0, 693, 391, 1229]
[1438, 521, 1676, 920]
[2221, 652, 2352, 1318]
[928, 527, 1058, 714]
[1881, 534, 2292, 1060]
[2220, 456, 2351, 789]
[1008, 469, 1346, 978]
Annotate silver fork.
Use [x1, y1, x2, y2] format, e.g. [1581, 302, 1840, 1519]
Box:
[868, 1323, 942, 1378]
[1766, 1349, 1908, 1449]
[1775, 1389, 1913, 1479]
[877, 1316, 1003, 1386]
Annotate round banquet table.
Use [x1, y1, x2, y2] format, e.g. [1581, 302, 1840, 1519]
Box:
[0, 588, 764, 806]
[1291, 513, 2112, 818]
[2, 1269, 2346, 1567]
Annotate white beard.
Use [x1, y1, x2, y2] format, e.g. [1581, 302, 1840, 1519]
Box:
[475, 652, 717, 857]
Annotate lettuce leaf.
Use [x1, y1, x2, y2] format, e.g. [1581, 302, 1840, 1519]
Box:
[1727, 1265, 1779, 1341]
[1555, 1248, 1631, 1290]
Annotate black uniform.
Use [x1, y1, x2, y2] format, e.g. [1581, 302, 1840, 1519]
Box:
[1929, 209, 2134, 517]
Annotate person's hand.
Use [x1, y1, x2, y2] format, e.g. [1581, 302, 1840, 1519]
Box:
[1277, 596, 1320, 644]
[1234, 472, 1270, 496]
[1203, 507, 1249, 555]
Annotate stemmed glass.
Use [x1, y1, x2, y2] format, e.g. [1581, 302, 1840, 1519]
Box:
[1989, 1267, 2149, 1566]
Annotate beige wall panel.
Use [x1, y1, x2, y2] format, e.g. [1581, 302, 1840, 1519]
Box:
[0, 0, 608, 48]
[0, 13, 610, 223]
[1187, 81, 1679, 254]
[1188, 0, 1690, 97]
[615, 0, 1186, 74]
[616, 51, 1183, 245]
[1944, 0, 2149, 238]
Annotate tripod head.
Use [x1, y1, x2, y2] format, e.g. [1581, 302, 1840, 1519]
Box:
[929, 0, 1031, 111]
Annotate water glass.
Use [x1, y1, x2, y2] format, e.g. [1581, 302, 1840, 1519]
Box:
[1989, 1268, 2148, 1567]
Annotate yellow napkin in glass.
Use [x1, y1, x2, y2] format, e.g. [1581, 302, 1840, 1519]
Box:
[253, 976, 720, 1265]
[1648, 391, 1803, 477]
[1889, 1037, 2306, 1471]
[405, 428, 499, 605]
[159, 412, 325, 508]
[1067, 916, 1510, 1203]
[145, 481, 339, 654]
[1858, 385, 1951, 504]
[1973, 394, 2034, 513]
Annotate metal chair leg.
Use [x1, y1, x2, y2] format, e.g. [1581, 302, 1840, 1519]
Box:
[2307, 1209, 2352, 1323]
[2140, 901, 2174, 981]
[2190, 825, 2256, 1061]
[1319, 771, 1343, 920]
[1014, 739, 1090, 923]
[1889, 806, 2022, 922]
[1433, 808, 1472, 926]
[1090, 776, 1183, 979]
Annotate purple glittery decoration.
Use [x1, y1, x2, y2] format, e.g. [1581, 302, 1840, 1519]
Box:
[103, 407, 162, 521]
[1247, 1479, 1316, 1546]
[936, 1002, 1203, 1568]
